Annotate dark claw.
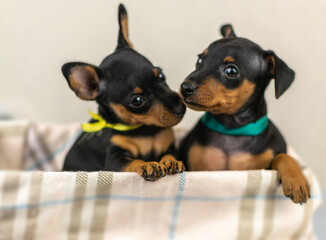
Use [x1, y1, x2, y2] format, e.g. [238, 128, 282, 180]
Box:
[166, 162, 172, 174]
[151, 166, 156, 177]
[162, 167, 167, 177]
[159, 165, 166, 177]
[144, 178, 156, 182]
[289, 194, 293, 199]
[142, 168, 147, 178]
[279, 179, 282, 184]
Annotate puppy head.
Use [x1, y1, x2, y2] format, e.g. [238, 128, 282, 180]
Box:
[180, 24, 295, 115]
[62, 4, 185, 127]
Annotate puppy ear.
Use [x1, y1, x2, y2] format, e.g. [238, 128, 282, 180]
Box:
[116, 4, 134, 50]
[61, 62, 102, 100]
[220, 24, 236, 38]
[265, 51, 295, 99]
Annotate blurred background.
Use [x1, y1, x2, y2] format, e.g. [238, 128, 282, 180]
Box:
[0, 0, 325, 236]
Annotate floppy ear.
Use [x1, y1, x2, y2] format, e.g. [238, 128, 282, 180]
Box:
[265, 51, 295, 99]
[61, 62, 102, 100]
[220, 24, 237, 38]
[116, 4, 134, 50]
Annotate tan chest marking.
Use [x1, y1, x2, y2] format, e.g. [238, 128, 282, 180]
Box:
[188, 143, 227, 171]
[111, 135, 151, 157]
[153, 128, 174, 155]
[188, 143, 274, 171]
[110, 128, 175, 158]
[228, 149, 274, 170]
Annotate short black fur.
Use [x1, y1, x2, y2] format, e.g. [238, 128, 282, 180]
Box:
[178, 24, 310, 204]
[179, 24, 295, 168]
[62, 4, 186, 181]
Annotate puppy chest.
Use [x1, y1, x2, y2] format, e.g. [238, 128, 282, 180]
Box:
[110, 128, 174, 160]
[188, 143, 274, 171]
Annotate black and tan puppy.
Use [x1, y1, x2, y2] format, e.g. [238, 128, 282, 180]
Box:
[62, 4, 185, 181]
[178, 25, 309, 203]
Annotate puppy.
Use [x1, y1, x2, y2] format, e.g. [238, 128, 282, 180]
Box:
[178, 25, 309, 203]
[62, 4, 185, 181]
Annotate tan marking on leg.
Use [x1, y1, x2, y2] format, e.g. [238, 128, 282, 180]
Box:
[123, 159, 167, 181]
[271, 153, 310, 203]
[160, 154, 185, 174]
[122, 159, 144, 172]
[291, 172, 313, 238]
[188, 143, 227, 171]
[228, 149, 274, 170]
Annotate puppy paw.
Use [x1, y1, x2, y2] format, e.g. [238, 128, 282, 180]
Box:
[160, 154, 185, 174]
[279, 171, 310, 204]
[136, 162, 167, 181]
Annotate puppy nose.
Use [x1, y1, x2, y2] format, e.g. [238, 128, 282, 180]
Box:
[174, 104, 186, 118]
[180, 82, 197, 97]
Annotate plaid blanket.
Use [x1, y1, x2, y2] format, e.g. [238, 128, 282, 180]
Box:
[0, 120, 322, 240]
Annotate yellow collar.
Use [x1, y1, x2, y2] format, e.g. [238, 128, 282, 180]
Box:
[82, 111, 143, 132]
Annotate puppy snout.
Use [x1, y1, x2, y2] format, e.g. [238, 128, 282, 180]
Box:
[161, 91, 186, 119]
[174, 104, 186, 118]
[180, 81, 197, 97]
[169, 94, 186, 118]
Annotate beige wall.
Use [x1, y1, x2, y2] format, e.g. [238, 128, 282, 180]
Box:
[1, 0, 325, 188]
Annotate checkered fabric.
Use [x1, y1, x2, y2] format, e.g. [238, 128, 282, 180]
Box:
[0, 120, 322, 240]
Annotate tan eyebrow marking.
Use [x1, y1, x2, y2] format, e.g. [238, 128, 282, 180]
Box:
[133, 87, 143, 94]
[153, 68, 159, 78]
[223, 56, 235, 63]
[203, 49, 208, 56]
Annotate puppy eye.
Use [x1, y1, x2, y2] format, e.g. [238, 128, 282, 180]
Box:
[224, 65, 239, 78]
[131, 95, 145, 107]
[196, 54, 204, 68]
[158, 72, 165, 81]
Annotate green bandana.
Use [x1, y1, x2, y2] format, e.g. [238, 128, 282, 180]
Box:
[201, 112, 268, 136]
